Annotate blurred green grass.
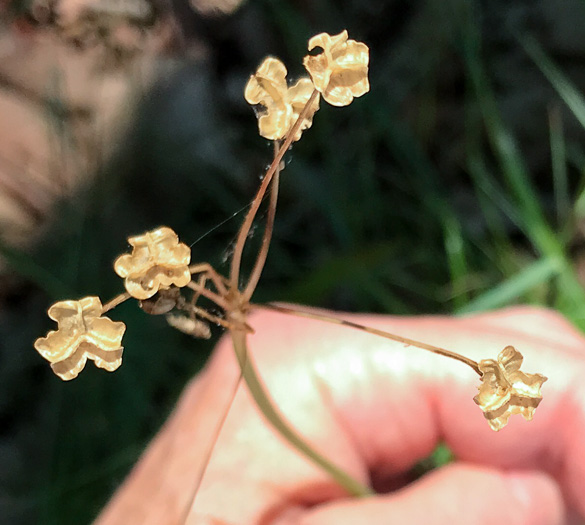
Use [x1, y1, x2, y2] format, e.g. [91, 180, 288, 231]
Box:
[2, 0, 585, 523]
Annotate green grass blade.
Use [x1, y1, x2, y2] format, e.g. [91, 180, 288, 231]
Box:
[0, 239, 72, 298]
[549, 106, 569, 229]
[443, 215, 470, 310]
[459, 6, 585, 321]
[456, 256, 562, 315]
[520, 35, 585, 129]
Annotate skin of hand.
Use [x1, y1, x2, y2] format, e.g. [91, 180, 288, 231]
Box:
[95, 306, 585, 525]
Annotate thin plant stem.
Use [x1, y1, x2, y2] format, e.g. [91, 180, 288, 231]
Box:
[186, 281, 229, 311]
[189, 262, 229, 296]
[230, 90, 319, 290]
[190, 273, 209, 307]
[256, 303, 481, 376]
[102, 292, 130, 313]
[180, 302, 232, 330]
[243, 140, 281, 301]
[230, 328, 373, 497]
[178, 366, 245, 525]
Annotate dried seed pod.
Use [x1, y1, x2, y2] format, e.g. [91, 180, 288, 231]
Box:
[474, 346, 547, 431]
[114, 226, 191, 300]
[34, 296, 126, 380]
[166, 314, 211, 339]
[244, 57, 320, 141]
[139, 287, 181, 315]
[303, 30, 370, 107]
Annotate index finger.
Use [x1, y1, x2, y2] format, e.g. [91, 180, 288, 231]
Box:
[266, 305, 585, 516]
[260, 306, 585, 509]
[96, 306, 585, 524]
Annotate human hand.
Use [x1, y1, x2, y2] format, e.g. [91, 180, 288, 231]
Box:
[96, 306, 585, 524]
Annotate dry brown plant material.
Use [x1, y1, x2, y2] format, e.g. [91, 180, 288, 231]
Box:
[303, 30, 370, 107]
[114, 226, 192, 300]
[474, 345, 548, 431]
[244, 57, 320, 141]
[166, 313, 212, 339]
[34, 296, 126, 380]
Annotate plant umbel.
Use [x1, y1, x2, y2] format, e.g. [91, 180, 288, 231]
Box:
[34, 30, 547, 516]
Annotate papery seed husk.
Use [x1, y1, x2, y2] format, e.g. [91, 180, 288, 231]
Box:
[166, 314, 211, 339]
[139, 287, 180, 315]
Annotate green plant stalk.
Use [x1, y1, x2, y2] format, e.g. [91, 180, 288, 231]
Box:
[230, 328, 373, 497]
[443, 215, 470, 310]
[548, 107, 569, 231]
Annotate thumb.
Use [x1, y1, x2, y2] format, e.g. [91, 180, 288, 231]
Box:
[289, 464, 564, 525]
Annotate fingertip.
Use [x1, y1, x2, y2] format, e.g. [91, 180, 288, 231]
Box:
[504, 470, 565, 525]
[296, 464, 565, 525]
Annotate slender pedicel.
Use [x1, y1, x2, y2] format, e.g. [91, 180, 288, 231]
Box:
[102, 292, 131, 313]
[255, 303, 481, 375]
[243, 140, 281, 301]
[186, 281, 230, 311]
[229, 90, 319, 290]
[189, 262, 229, 296]
[178, 300, 232, 330]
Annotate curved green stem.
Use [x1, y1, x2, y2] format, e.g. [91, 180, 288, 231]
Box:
[230, 328, 373, 497]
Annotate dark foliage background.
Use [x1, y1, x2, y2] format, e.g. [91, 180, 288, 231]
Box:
[2, 0, 585, 523]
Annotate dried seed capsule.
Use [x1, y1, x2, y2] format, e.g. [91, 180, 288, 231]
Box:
[114, 226, 191, 300]
[303, 30, 370, 107]
[139, 287, 181, 315]
[166, 314, 212, 339]
[34, 296, 126, 380]
[244, 57, 320, 141]
[474, 346, 547, 431]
